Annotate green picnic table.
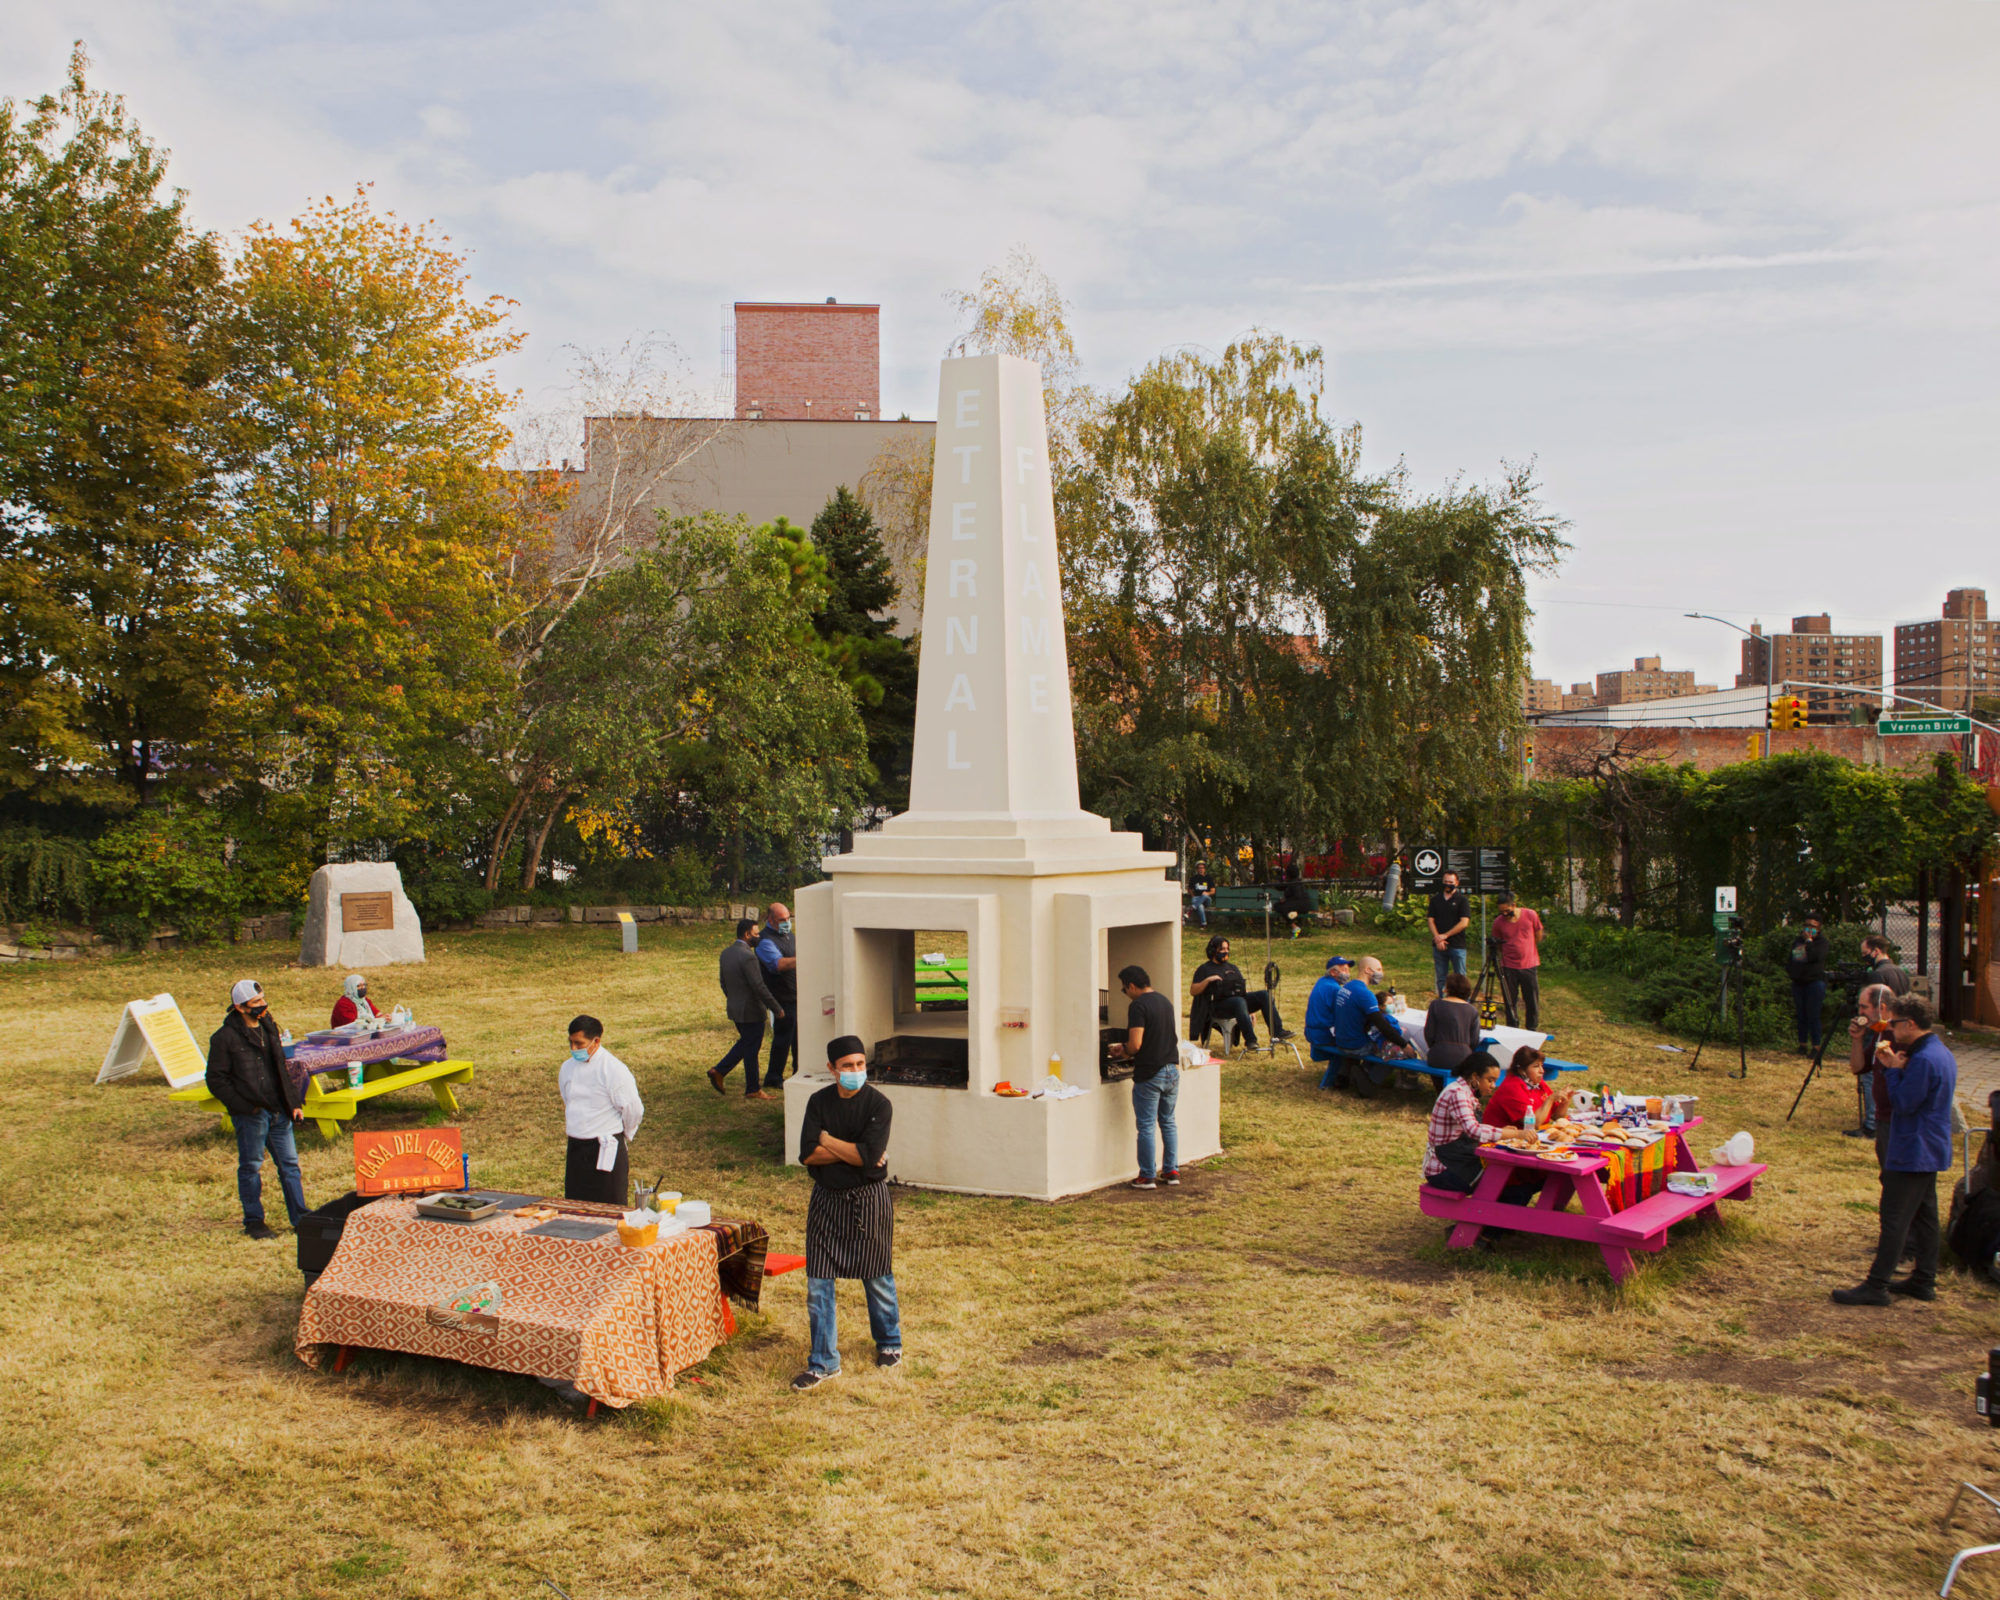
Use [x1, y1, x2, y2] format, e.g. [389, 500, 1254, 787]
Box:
[913, 956, 969, 1006]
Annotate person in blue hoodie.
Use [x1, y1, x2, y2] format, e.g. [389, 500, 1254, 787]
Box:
[1833, 991, 1957, 1306]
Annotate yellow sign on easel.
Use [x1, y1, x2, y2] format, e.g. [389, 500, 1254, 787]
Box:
[97, 994, 209, 1088]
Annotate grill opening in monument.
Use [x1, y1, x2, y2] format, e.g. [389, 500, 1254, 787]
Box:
[910, 930, 969, 1012]
[847, 927, 971, 1089]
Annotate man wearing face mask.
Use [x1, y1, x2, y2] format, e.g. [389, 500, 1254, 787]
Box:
[205, 979, 308, 1239]
[757, 901, 801, 1091]
[793, 1036, 899, 1390]
[559, 1015, 644, 1205]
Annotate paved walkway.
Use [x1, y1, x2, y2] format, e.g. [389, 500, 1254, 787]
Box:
[1949, 1031, 2000, 1121]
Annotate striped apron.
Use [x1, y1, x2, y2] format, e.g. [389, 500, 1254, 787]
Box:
[805, 1181, 894, 1279]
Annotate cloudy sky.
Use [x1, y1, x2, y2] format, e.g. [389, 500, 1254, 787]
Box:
[8, 2, 1998, 689]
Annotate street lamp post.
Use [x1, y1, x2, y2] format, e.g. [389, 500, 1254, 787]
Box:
[1687, 613, 1770, 756]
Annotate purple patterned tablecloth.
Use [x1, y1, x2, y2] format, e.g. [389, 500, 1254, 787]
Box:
[285, 1026, 449, 1097]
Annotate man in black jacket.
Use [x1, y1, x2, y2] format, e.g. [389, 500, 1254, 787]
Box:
[1785, 915, 1831, 1056]
[205, 980, 308, 1239]
[710, 919, 785, 1099]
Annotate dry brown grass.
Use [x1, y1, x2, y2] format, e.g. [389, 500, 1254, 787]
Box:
[3, 920, 1998, 1599]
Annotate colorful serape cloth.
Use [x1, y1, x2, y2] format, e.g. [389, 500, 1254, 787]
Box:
[1598, 1137, 1673, 1212]
[284, 1026, 449, 1097]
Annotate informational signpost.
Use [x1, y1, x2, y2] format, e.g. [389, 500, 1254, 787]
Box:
[353, 1126, 465, 1196]
[1878, 714, 1971, 736]
[1409, 845, 1509, 897]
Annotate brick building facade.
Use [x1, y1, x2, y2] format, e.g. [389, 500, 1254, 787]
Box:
[1736, 613, 1882, 723]
[1594, 656, 1715, 705]
[1533, 723, 1962, 775]
[732, 301, 881, 421]
[1896, 587, 1998, 713]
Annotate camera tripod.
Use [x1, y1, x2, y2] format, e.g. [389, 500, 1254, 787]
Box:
[1471, 948, 1504, 1028]
[1786, 990, 1859, 1122]
[1687, 957, 1750, 1079]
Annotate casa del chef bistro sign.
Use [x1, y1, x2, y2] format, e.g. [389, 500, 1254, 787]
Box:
[353, 1126, 464, 1196]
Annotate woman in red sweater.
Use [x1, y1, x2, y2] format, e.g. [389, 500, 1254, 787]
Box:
[1481, 1047, 1555, 1131]
[330, 974, 382, 1029]
[1481, 1047, 1556, 1205]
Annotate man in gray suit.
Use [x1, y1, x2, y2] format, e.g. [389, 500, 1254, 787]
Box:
[709, 919, 785, 1099]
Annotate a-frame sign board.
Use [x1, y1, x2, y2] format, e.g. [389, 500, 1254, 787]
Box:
[97, 994, 209, 1088]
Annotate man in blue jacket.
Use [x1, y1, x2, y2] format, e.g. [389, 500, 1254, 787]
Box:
[1303, 955, 1354, 1061]
[1833, 992, 1957, 1306]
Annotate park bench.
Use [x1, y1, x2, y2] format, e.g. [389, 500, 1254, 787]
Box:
[1190, 886, 1276, 925]
[171, 1057, 475, 1141]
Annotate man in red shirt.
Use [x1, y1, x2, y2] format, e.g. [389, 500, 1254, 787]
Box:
[1490, 895, 1545, 1030]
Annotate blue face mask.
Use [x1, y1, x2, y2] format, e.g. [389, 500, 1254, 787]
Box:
[777, 919, 794, 935]
[570, 1046, 592, 1063]
[838, 1069, 866, 1091]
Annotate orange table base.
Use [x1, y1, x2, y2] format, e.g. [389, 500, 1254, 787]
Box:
[297, 1198, 729, 1408]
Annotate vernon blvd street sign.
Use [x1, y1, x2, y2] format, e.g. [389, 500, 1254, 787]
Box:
[1877, 714, 1972, 736]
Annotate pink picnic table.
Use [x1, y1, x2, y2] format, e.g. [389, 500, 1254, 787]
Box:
[1418, 1118, 1766, 1283]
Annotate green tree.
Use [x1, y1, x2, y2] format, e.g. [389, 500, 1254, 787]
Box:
[809, 486, 918, 813]
[226, 187, 518, 877]
[495, 513, 868, 890]
[1066, 334, 1566, 870]
[0, 47, 241, 806]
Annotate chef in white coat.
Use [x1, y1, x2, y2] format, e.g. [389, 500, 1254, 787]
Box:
[559, 1014, 644, 1204]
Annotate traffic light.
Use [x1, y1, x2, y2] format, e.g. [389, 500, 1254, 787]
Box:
[1523, 735, 1535, 769]
[1773, 694, 1806, 730]
[1745, 733, 1761, 761]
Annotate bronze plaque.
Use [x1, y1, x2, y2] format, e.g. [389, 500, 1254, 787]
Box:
[340, 891, 394, 933]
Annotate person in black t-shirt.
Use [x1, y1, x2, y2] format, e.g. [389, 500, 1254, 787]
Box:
[1107, 965, 1181, 1190]
[1785, 915, 1831, 1055]
[1190, 935, 1290, 1049]
[1425, 870, 1472, 997]
[792, 1035, 901, 1390]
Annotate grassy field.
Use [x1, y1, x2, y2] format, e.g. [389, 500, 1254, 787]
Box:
[3, 916, 1998, 1599]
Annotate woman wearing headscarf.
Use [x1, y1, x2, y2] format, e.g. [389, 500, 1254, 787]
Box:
[330, 973, 382, 1029]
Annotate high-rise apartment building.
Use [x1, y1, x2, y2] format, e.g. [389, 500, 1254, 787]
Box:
[1523, 678, 1563, 715]
[1895, 588, 1998, 713]
[1595, 657, 1715, 706]
[732, 300, 881, 421]
[1735, 614, 1883, 724]
[1560, 683, 1598, 712]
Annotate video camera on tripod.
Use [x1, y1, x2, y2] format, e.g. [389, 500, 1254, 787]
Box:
[1713, 914, 1745, 969]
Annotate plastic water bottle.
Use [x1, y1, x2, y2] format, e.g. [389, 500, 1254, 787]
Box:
[1668, 1100, 1685, 1128]
[1048, 1051, 1062, 1083]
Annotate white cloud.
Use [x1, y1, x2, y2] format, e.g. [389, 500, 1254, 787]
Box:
[4, 0, 1998, 685]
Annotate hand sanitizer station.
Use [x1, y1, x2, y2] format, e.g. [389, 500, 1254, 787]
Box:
[783, 353, 1221, 1198]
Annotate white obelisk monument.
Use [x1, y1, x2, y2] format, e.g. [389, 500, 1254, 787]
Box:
[783, 353, 1220, 1198]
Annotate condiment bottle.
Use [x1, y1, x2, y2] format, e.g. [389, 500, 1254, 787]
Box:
[1048, 1051, 1062, 1082]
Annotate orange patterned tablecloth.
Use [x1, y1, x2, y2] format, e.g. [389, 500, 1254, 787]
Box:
[296, 1198, 728, 1407]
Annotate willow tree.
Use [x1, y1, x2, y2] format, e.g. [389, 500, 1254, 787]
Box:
[1064, 333, 1566, 869]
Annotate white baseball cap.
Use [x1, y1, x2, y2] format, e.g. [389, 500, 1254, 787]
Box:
[230, 979, 265, 1007]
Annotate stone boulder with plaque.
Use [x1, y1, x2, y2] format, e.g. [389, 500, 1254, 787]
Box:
[298, 862, 426, 968]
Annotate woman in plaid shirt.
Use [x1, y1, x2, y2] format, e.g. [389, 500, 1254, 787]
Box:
[1424, 1052, 1502, 1192]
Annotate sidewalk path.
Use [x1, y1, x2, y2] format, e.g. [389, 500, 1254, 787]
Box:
[1947, 1032, 2000, 1122]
